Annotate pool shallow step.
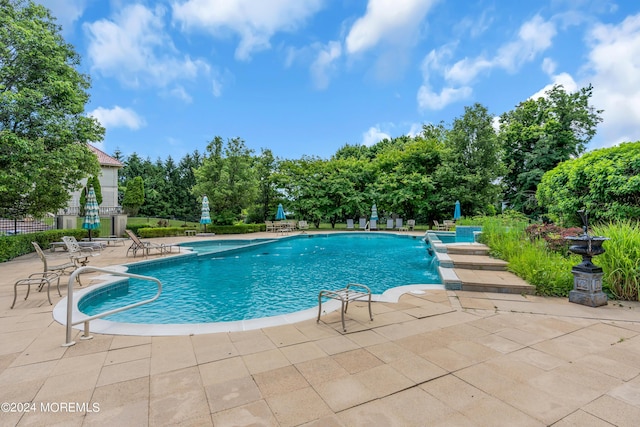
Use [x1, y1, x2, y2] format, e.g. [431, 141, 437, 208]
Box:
[445, 245, 490, 256]
[448, 254, 508, 271]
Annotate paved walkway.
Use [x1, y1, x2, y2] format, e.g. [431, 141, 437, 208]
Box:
[1, 232, 640, 426]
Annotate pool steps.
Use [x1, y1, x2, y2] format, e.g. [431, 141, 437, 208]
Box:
[427, 233, 535, 295]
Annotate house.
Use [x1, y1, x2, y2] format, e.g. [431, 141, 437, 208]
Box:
[62, 145, 123, 215]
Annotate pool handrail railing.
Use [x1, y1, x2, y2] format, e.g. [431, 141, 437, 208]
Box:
[63, 266, 162, 347]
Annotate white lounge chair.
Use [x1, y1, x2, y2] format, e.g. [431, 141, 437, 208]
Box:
[358, 218, 367, 229]
[386, 219, 394, 229]
[396, 218, 403, 229]
[346, 219, 354, 230]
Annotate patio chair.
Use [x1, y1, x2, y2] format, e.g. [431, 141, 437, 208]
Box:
[395, 218, 403, 229]
[358, 218, 367, 230]
[346, 219, 354, 230]
[370, 219, 377, 230]
[433, 220, 446, 231]
[32, 242, 82, 285]
[443, 220, 455, 231]
[406, 219, 416, 231]
[125, 230, 180, 257]
[12, 272, 61, 308]
[386, 219, 394, 229]
[298, 220, 309, 231]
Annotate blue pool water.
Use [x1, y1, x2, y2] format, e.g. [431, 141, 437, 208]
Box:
[79, 233, 439, 323]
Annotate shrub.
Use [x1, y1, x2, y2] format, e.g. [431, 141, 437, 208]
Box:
[593, 221, 640, 301]
[525, 223, 583, 254]
[0, 229, 89, 262]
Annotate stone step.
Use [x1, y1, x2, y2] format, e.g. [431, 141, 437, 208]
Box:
[448, 254, 508, 271]
[445, 245, 490, 256]
[455, 269, 536, 295]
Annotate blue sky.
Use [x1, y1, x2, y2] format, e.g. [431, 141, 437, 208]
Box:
[41, 0, 640, 161]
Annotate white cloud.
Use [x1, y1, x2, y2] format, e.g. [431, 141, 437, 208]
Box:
[584, 14, 640, 147]
[345, 0, 437, 55]
[418, 15, 557, 111]
[171, 0, 324, 61]
[529, 72, 578, 100]
[362, 126, 391, 146]
[168, 86, 193, 103]
[310, 41, 342, 90]
[84, 4, 210, 88]
[89, 106, 146, 130]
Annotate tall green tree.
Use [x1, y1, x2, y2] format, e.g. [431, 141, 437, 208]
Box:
[122, 176, 144, 216]
[0, 0, 104, 217]
[434, 103, 503, 218]
[499, 84, 603, 216]
[193, 136, 257, 224]
[249, 148, 279, 223]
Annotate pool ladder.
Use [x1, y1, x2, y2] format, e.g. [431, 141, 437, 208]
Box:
[63, 266, 162, 347]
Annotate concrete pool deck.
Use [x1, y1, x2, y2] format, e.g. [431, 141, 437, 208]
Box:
[1, 231, 640, 426]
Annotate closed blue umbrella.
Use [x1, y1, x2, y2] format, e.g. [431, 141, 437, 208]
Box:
[275, 203, 286, 220]
[82, 186, 100, 241]
[454, 200, 461, 220]
[200, 195, 211, 233]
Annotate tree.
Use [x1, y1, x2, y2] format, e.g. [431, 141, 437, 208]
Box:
[0, 0, 104, 218]
[499, 84, 603, 217]
[192, 136, 257, 224]
[537, 142, 640, 225]
[122, 176, 144, 216]
[248, 148, 278, 223]
[434, 104, 503, 218]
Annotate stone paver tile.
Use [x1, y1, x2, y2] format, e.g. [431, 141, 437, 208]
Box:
[531, 333, 611, 361]
[299, 415, 346, 427]
[353, 364, 414, 398]
[365, 341, 415, 363]
[395, 332, 442, 354]
[446, 340, 500, 364]
[253, 365, 309, 398]
[571, 327, 633, 347]
[149, 367, 210, 426]
[96, 358, 150, 387]
[607, 381, 640, 407]
[103, 343, 150, 365]
[191, 333, 238, 364]
[331, 348, 383, 374]
[312, 376, 376, 412]
[458, 296, 498, 310]
[376, 387, 460, 427]
[198, 356, 249, 386]
[420, 374, 490, 412]
[211, 400, 279, 427]
[458, 394, 544, 427]
[546, 362, 624, 394]
[421, 346, 475, 372]
[345, 330, 388, 347]
[455, 362, 520, 395]
[84, 377, 149, 427]
[242, 348, 290, 375]
[495, 327, 547, 346]
[62, 334, 114, 358]
[17, 389, 91, 427]
[229, 330, 277, 355]
[280, 341, 327, 364]
[0, 330, 40, 356]
[0, 359, 57, 387]
[600, 343, 640, 368]
[149, 336, 197, 375]
[588, 322, 640, 339]
[583, 395, 640, 427]
[9, 329, 68, 367]
[295, 356, 349, 386]
[204, 376, 262, 413]
[34, 368, 100, 400]
[263, 324, 310, 347]
[294, 320, 341, 341]
[109, 335, 151, 350]
[574, 354, 640, 381]
[314, 335, 359, 355]
[392, 354, 447, 383]
[483, 355, 546, 383]
[266, 386, 332, 427]
[490, 382, 581, 426]
[507, 347, 565, 371]
[471, 333, 524, 354]
[554, 410, 616, 426]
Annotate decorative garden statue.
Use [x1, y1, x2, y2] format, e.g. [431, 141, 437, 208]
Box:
[565, 210, 609, 307]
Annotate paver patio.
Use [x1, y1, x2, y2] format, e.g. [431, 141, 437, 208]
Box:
[1, 231, 639, 426]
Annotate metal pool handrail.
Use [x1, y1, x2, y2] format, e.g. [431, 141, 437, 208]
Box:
[63, 266, 162, 347]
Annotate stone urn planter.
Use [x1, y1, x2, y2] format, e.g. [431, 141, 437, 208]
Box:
[565, 210, 609, 307]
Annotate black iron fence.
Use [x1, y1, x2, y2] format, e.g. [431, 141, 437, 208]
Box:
[0, 215, 115, 237]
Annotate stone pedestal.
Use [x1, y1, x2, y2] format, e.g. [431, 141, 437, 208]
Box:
[569, 268, 608, 307]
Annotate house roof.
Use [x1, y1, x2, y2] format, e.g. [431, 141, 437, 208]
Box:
[88, 144, 123, 168]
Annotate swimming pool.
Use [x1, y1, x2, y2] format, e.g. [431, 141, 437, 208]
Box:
[78, 233, 440, 325]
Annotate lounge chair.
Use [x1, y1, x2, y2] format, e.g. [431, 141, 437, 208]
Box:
[396, 218, 403, 229]
[346, 219, 354, 230]
[370, 219, 377, 230]
[406, 219, 415, 231]
[386, 219, 394, 229]
[62, 236, 100, 267]
[358, 218, 367, 230]
[12, 272, 61, 308]
[125, 230, 180, 257]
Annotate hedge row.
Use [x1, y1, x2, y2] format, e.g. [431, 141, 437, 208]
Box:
[136, 223, 266, 238]
[0, 229, 93, 262]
